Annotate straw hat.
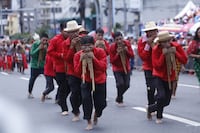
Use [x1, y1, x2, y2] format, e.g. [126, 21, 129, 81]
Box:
[79, 27, 89, 34]
[64, 20, 82, 32]
[154, 31, 174, 43]
[142, 21, 158, 32]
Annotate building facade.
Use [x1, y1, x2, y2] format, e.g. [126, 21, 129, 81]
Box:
[1, 0, 200, 36]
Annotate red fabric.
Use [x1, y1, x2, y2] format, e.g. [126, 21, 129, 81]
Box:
[152, 42, 187, 81]
[109, 40, 134, 72]
[0, 56, 3, 68]
[187, 40, 200, 55]
[64, 39, 81, 78]
[44, 54, 55, 77]
[47, 34, 67, 73]
[3, 55, 12, 70]
[22, 53, 28, 69]
[137, 37, 153, 71]
[74, 48, 107, 84]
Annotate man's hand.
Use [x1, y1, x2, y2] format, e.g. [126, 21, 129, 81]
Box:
[146, 35, 156, 46]
[144, 44, 150, 51]
[80, 53, 87, 61]
[87, 52, 94, 59]
[70, 37, 80, 49]
[168, 47, 176, 53]
[38, 43, 44, 50]
[117, 46, 124, 54]
[162, 48, 168, 55]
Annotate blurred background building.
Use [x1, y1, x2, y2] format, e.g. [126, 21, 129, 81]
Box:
[0, 0, 200, 38]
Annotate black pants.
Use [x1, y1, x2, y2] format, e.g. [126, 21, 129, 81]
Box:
[68, 75, 82, 115]
[144, 70, 156, 105]
[148, 77, 172, 119]
[56, 73, 70, 112]
[81, 82, 107, 120]
[113, 71, 130, 103]
[43, 75, 58, 97]
[28, 68, 44, 94]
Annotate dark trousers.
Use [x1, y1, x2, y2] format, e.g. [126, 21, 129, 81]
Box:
[148, 77, 172, 119]
[28, 68, 44, 94]
[81, 82, 107, 120]
[144, 70, 156, 105]
[68, 75, 82, 115]
[113, 71, 130, 103]
[43, 75, 58, 97]
[56, 73, 70, 112]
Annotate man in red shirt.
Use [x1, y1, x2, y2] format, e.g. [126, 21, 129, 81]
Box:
[63, 20, 82, 121]
[95, 28, 110, 55]
[74, 35, 107, 130]
[138, 21, 158, 114]
[47, 22, 70, 115]
[110, 31, 134, 106]
[148, 31, 187, 123]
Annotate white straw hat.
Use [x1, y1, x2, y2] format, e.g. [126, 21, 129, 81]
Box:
[142, 21, 158, 32]
[154, 31, 174, 43]
[64, 20, 82, 32]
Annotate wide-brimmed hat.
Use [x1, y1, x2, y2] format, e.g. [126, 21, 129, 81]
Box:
[79, 27, 89, 34]
[142, 21, 158, 32]
[154, 31, 174, 43]
[64, 20, 82, 32]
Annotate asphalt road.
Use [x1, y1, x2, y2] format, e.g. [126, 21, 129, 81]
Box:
[0, 67, 200, 133]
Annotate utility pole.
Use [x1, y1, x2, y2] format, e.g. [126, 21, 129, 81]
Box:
[19, 0, 24, 33]
[0, 2, 3, 35]
[78, 0, 85, 27]
[108, 0, 113, 35]
[94, 0, 101, 29]
[123, 0, 127, 36]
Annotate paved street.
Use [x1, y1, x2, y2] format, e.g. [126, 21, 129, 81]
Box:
[0, 67, 200, 133]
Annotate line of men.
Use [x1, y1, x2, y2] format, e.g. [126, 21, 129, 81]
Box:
[27, 20, 188, 130]
[138, 21, 187, 124]
[27, 20, 134, 130]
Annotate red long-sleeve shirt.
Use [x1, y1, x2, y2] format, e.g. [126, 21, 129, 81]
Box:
[74, 48, 107, 84]
[47, 34, 67, 73]
[110, 40, 134, 72]
[152, 42, 187, 81]
[44, 54, 55, 77]
[64, 38, 81, 78]
[187, 40, 200, 55]
[138, 36, 153, 71]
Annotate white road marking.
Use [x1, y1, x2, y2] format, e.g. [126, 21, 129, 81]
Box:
[20, 77, 29, 81]
[178, 83, 199, 89]
[0, 72, 9, 75]
[132, 106, 200, 127]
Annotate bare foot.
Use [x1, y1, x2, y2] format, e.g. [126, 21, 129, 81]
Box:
[61, 111, 69, 116]
[41, 94, 45, 102]
[72, 115, 80, 122]
[146, 106, 152, 120]
[151, 111, 156, 116]
[116, 102, 125, 107]
[156, 118, 163, 124]
[85, 120, 93, 130]
[93, 112, 98, 125]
